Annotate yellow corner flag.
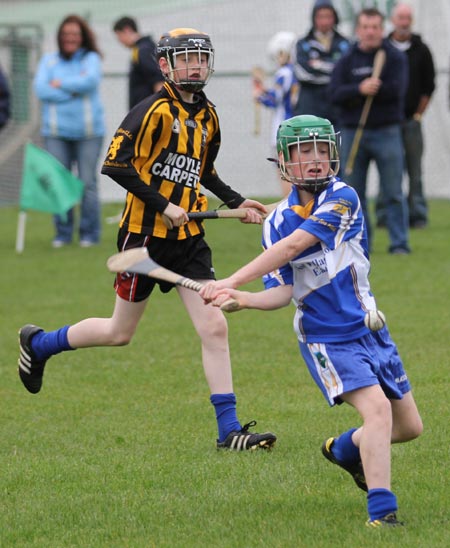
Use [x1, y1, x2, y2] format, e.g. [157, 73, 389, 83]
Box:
[20, 143, 84, 214]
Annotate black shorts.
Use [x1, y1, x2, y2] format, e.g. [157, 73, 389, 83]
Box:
[115, 230, 215, 302]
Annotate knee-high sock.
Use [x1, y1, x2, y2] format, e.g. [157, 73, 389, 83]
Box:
[367, 488, 398, 521]
[332, 427, 360, 463]
[31, 326, 74, 361]
[210, 393, 241, 442]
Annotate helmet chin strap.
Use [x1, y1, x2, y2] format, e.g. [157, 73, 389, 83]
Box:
[290, 177, 328, 193]
[288, 171, 334, 193]
[299, 178, 331, 194]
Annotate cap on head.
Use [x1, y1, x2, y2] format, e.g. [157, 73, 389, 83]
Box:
[276, 114, 340, 193]
[156, 28, 214, 92]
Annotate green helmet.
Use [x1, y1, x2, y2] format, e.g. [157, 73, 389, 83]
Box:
[276, 115, 340, 193]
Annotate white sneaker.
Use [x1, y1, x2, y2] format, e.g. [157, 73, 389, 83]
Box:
[79, 240, 97, 248]
[52, 239, 69, 248]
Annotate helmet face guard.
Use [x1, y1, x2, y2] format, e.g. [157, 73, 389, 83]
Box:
[277, 115, 340, 194]
[157, 28, 214, 92]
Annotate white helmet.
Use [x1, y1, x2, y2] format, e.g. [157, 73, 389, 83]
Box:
[267, 31, 297, 61]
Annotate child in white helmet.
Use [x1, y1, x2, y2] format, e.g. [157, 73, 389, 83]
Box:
[253, 31, 298, 149]
[253, 31, 298, 195]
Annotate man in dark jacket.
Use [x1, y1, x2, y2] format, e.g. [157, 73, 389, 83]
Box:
[113, 16, 164, 109]
[376, 3, 436, 229]
[329, 7, 410, 254]
[293, 0, 349, 126]
[0, 65, 10, 129]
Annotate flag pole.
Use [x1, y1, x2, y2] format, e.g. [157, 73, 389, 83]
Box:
[15, 210, 27, 253]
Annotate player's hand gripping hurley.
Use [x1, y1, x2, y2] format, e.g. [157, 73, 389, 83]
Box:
[106, 248, 240, 312]
[162, 201, 280, 229]
[345, 49, 386, 176]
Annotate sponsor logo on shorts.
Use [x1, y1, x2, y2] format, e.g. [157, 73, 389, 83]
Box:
[395, 374, 408, 383]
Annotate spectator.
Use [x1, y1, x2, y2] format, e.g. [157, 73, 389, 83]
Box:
[293, 0, 349, 126]
[376, 2, 436, 229]
[33, 14, 105, 248]
[0, 64, 10, 129]
[253, 31, 298, 196]
[113, 16, 164, 109]
[329, 7, 410, 254]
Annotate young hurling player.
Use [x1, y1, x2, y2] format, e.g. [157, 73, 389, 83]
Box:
[200, 115, 423, 526]
[18, 28, 276, 451]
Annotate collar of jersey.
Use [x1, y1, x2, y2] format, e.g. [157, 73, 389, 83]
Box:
[163, 82, 208, 105]
[291, 201, 314, 219]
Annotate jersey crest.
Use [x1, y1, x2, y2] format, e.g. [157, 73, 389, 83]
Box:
[107, 135, 124, 160]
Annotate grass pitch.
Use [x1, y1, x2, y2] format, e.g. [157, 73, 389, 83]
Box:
[1, 199, 449, 547]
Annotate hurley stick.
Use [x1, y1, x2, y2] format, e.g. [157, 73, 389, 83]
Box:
[106, 248, 240, 312]
[345, 49, 386, 176]
[162, 201, 281, 229]
[251, 66, 266, 136]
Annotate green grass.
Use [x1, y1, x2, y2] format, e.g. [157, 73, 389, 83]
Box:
[1, 199, 449, 547]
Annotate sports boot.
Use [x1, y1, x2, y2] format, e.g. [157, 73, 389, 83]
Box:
[366, 513, 404, 528]
[322, 437, 367, 491]
[18, 324, 47, 394]
[217, 421, 276, 451]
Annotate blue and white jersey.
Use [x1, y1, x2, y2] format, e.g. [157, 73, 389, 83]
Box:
[257, 63, 297, 148]
[262, 178, 376, 343]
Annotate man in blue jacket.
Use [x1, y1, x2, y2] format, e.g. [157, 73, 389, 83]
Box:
[329, 7, 410, 254]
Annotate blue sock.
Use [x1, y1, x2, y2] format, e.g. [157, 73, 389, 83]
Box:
[210, 393, 241, 442]
[332, 428, 360, 463]
[31, 326, 74, 361]
[367, 488, 398, 521]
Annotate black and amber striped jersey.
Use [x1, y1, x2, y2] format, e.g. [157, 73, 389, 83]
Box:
[102, 82, 245, 240]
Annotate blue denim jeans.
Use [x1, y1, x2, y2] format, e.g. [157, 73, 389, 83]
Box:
[375, 119, 427, 226]
[340, 124, 410, 252]
[402, 118, 427, 224]
[44, 136, 103, 244]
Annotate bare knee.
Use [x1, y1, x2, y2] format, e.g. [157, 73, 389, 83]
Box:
[196, 311, 228, 343]
[368, 397, 393, 430]
[406, 418, 423, 441]
[364, 393, 392, 421]
[391, 393, 424, 442]
[412, 416, 424, 439]
[108, 328, 135, 346]
[393, 415, 423, 443]
[343, 386, 392, 432]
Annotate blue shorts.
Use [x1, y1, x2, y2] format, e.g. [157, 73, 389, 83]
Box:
[299, 327, 411, 406]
